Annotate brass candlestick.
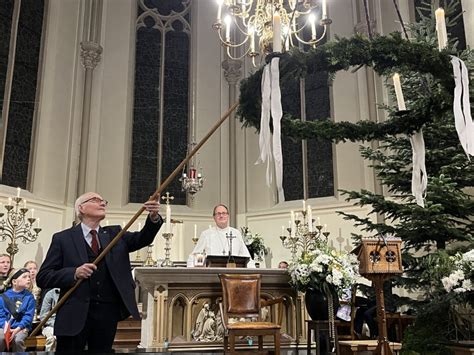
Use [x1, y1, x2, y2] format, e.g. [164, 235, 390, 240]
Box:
[161, 233, 174, 267]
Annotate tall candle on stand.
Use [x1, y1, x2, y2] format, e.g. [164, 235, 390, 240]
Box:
[194, 224, 197, 239]
[322, 0, 327, 19]
[290, 210, 295, 237]
[302, 200, 306, 211]
[273, 11, 281, 52]
[16, 187, 20, 198]
[435, 8, 448, 50]
[307, 205, 313, 232]
[225, 15, 231, 42]
[249, 26, 255, 53]
[217, 0, 223, 22]
[392, 73, 406, 111]
[309, 13, 316, 40]
[165, 205, 171, 233]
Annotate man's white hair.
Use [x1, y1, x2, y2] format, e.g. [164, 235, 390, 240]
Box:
[75, 192, 97, 221]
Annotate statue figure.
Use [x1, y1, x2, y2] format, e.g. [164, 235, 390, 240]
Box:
[198, 310, 216, 341]
[214, 309, 225, 340]
[192, 303, 210, 340]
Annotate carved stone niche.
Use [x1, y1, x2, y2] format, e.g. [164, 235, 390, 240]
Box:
[355, 237, 403, 276]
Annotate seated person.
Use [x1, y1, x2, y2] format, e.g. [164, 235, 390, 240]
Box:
[0, 268, 36, 352]
[354, 280, 396, 339]
[0, 255, 12, 294]
[39, 288, 60, 352]
[278, 261, 289, 269]
[187, 204, 252, 266]
[24, 260, 41, 321]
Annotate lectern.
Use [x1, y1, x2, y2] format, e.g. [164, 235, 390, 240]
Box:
[355, 237, 403, 355]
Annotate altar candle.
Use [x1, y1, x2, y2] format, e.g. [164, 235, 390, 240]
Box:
[16, 187, 20, 198]
[282, 225, 285, 235]
[290, 210, 295, 236]
[225, 15, 231, 42]
[435, 8, 448, 50]
[194, 224, 197, 239]
[31, 208, 34, 218]
[23, 199, 27, 208]
[307, 205, 313, 232]
[284, 26, 290, 51]
[322, 0, 327, 19]
[8, 198, 12, 206]
[37, 218, 40, 228]
[317, 216, 321, 226]
[323, 224, 327, 232]
[273, 11, 281, 52]
[392, 73, 406, 111]
[302, 200, 306, 211]
[165, 205, 171, 233]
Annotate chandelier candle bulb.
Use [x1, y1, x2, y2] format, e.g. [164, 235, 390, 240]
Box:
[249, 27, 255, 52]
[16, 187, 20, 198]
[194, 224, 197, 239]
[37, 218, 40, 228]
[302, 200, 306, 211]
[273, 11, 282, 52]
[317, 216, 321, 226]
[225, 15, 231, 42]
[322, 0, 327, 19]
[393, 73, 406, 111]
[282, 225, 285, 234]
[8, 198, 12, 206]
[290, 210, 295, 236]
[435, 8, 448, 50]
[309, 13, 316, 40]
[216, 0, 223, 22]
[23, 200, 27, 209]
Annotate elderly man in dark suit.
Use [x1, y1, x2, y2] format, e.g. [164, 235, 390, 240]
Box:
[37, 192, 162, 352]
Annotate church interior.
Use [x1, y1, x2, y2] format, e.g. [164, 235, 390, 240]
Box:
[0, 0, 472, 354]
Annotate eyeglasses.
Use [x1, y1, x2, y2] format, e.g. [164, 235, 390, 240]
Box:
[214, 212, 229, 217]
[81, 197, 108, 206]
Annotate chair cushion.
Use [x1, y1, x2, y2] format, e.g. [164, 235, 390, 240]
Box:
[227, 321, 281, 330]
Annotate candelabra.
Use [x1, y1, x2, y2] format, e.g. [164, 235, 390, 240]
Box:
[180, 142, 204, 197]
[280, 209, 329, 262]
[161, 233, 174, 267]
[143, 245, 156, 267]
[213, 0, 331, 63]
[0, 190, 41, 264]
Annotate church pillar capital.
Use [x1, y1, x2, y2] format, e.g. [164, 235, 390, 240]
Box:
[80, 41, 103, 70]
[221, 59, 242, 86]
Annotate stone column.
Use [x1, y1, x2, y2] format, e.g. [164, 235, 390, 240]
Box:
[221, 59, 242, 226]
[77, 0, 103, 197]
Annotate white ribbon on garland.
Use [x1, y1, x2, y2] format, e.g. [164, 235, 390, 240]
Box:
[410, 130, 427, 207]
[256, 57, 285, 202]
[450, 56, 474, 158]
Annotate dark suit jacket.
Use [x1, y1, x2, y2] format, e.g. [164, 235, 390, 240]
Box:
[37, 216, 162, 336]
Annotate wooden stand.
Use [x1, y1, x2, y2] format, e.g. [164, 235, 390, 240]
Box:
[354, 237, 403, 355]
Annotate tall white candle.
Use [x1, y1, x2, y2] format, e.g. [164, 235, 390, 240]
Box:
[23, 199, 27, 208]
[273, 11, 282, 52]
[31, 208, 34, 218]
[290, 210, 295, 237]
[302, 200, 306, 211]
[165, 205, 171, 233]
[16, 187, 20, 198]
[37, 218, 40, 228]
[307, 205, 313, 232]
[322, 0, 327, 19]
[393, 73, 406, 110]
[435, 8, 448, 50]
[225, 15, 231, 42]
[282, 225, 285, 235]
[8, 198, 12, 206]
[194, 224, 197, 239]
[317, 216, 321, 226]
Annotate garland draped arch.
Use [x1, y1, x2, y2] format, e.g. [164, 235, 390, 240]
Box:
[237, 33, 457, 143]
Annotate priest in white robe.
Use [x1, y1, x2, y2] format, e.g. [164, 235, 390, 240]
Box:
[187, 204, 252, 266]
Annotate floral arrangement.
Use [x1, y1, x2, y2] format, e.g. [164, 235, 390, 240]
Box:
[441, 250, 473, 295]
[288, 243, 359, 297]
[241, 227, 267, 260]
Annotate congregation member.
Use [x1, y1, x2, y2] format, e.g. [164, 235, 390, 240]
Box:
[188, 204, 252, 266]
[0, 268, 35, 352]
[24, 260, 41, 321]
[0, 254, 12, 293]
[39, 288, 60, 351]
[37, 192, 163, 353]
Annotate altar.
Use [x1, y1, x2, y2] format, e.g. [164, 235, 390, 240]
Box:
[134, 267, 306, 350]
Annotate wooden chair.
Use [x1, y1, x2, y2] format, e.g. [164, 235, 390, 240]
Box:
[219, 274, 282, 354]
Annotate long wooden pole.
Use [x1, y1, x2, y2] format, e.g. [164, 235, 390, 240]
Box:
[31, 101, 239, 336]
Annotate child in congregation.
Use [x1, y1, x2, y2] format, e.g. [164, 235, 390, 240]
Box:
[0, 268, 36, 352]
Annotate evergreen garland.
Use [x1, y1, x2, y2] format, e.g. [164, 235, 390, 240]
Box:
[237, 32, 458, 143]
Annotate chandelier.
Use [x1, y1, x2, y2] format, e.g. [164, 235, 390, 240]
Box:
[213, 0, 331, 63]
[180, 142, 204, 197]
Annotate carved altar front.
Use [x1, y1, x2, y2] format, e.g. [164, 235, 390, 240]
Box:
[134, 267, 306, 350]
